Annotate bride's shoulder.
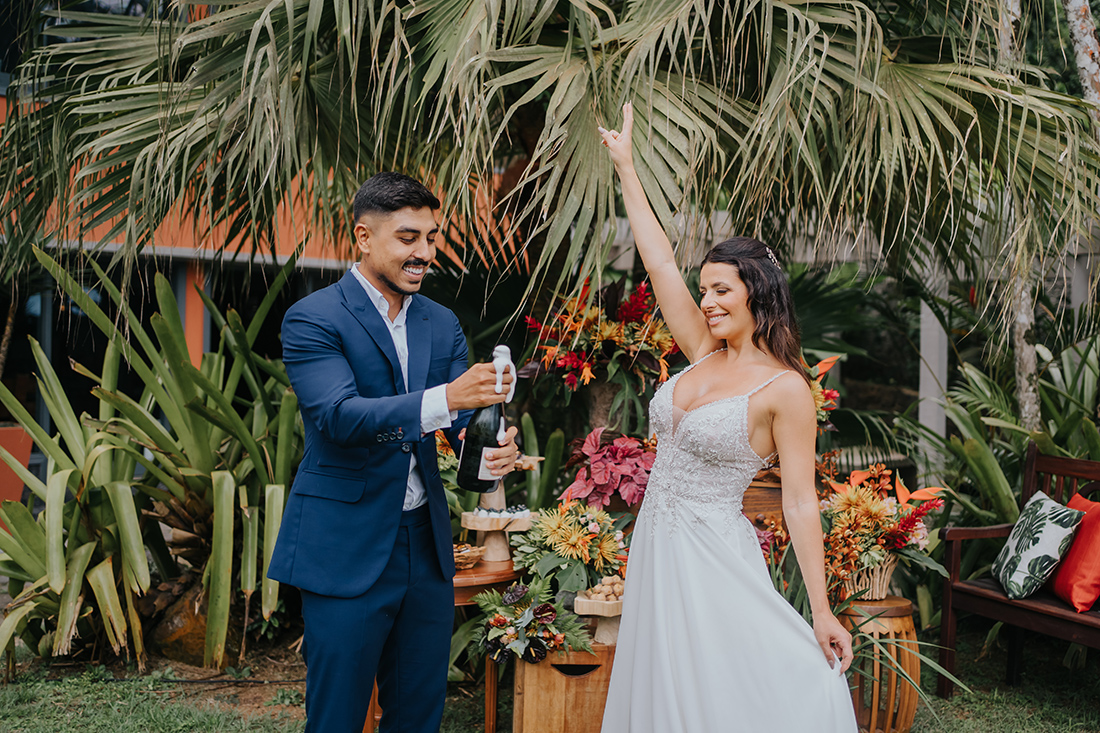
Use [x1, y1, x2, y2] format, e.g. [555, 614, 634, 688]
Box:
[765, 369, 814, 403]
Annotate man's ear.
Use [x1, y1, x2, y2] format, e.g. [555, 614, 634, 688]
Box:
[354, 219, 371, 256]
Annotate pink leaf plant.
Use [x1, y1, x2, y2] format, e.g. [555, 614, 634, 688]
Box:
[563, 428, 656, 509]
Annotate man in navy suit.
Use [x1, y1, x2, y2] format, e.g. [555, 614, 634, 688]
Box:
[268, 172, 518, 732]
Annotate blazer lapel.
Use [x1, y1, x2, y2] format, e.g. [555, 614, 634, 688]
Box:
[337, 271, 406, 394]
[406, 296, 431, 393]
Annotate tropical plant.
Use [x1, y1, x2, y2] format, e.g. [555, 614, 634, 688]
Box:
[562, 428, 655, 509]
[511, 500, 632, 594]
[819, 465, 948, 587]
[0, 248, 303, 670]
[3, 1, 1098, 325]
[471, 578, 592, 665]
[522, 280, 681, 435]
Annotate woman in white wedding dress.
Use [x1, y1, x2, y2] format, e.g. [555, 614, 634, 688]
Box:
[597, 104, 858, 733]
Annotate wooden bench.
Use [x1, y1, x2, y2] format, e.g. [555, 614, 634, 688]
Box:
[937, 442, 1100, 697]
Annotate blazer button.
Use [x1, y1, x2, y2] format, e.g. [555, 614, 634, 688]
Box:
[401, 443, 412, 453]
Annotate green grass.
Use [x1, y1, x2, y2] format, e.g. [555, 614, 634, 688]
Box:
[2, 620, 1097, 732]
[912, 619, 1100, 733]
[0, 669, 300, 732]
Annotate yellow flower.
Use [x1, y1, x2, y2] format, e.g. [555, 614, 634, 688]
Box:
[551, 526, 594, 562]
[596, 320, 626, 345]
[595, 535, 620, 569]
[810, 379, 826, 411]
[645, 320, 676, 354]
[538, 509, 573, 539]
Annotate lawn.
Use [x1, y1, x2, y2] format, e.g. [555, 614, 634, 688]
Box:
[0, 617, 1096, 732]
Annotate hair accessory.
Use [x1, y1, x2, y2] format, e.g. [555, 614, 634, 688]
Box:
[764, 246, 782, 271]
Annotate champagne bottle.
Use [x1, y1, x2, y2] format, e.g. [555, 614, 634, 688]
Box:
[457, 346, 514, 493]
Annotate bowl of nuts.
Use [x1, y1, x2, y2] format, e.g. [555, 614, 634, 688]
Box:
[573, 576, 625, 617]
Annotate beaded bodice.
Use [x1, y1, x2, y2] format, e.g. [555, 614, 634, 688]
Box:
[644, 350, 786, 535]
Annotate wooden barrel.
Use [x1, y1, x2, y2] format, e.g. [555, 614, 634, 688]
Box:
[840, 596, 920, 733]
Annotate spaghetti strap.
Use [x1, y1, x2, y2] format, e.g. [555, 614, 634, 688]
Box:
[745, 370, 789, 397]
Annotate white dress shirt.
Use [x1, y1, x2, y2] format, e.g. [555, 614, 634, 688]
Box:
[352, 264, 457, 510]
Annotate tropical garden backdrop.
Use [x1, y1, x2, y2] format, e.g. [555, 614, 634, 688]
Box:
[0, 1, 1098, 731]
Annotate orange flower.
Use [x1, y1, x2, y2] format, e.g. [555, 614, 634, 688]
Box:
[539, 344, 560, 367]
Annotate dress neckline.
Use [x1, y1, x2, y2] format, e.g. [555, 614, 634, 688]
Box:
[667, 349, 788, 465]
[670, 349, 788, 415]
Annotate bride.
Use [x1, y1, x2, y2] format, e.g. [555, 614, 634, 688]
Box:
[597, 103, 858, 732]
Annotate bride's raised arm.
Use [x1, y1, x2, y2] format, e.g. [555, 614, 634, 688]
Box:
[599, 103, 720, 363]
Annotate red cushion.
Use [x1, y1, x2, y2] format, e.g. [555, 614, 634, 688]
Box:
[1049, 492, 1100, 612]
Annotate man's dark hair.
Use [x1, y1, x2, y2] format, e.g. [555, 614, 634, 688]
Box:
[352, 172, 441, 222]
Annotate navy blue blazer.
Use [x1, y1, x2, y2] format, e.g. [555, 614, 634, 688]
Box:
[267, 271, 470, 597]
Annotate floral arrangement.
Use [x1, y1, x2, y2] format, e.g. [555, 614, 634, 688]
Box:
[522, 280, 680, 392]
[562, 427, 656, 508]
[804, 354, 841, 431]
[820, 464, 946, 588]
[511, 500, 632, 593]
[472, 578, 592, 664]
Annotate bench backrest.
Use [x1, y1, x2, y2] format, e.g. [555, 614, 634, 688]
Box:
[1021, 441, 1100, 506]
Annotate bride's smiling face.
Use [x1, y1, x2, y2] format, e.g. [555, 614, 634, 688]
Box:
[699, 262, 754, 339]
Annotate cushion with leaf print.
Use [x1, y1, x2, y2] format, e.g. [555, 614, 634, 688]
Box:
[992, 491, 1085, 600]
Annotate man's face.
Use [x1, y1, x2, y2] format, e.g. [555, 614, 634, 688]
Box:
[354, 206, 439, 299]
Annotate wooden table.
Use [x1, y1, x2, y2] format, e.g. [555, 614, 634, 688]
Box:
[363, 560, 521, 733]
[840, 595, 920, 733]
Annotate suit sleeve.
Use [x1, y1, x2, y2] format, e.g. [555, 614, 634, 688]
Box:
[282, 304, 423, 447]
[443, 314, 473, 451]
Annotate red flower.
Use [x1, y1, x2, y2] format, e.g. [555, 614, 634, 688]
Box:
[617, 282, 654, 324]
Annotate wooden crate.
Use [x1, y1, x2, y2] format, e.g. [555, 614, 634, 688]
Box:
[513, 643, 616, 733]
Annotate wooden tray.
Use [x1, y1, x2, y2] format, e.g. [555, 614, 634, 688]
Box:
[461, 512, 533, 532]
[573, 595, 623, 617]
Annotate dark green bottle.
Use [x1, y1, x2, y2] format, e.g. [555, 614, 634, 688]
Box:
[456, 346, 514, 493]
[456, 400, 505, 493]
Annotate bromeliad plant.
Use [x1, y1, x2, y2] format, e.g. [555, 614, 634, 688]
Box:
[510, 500, 631, 594]
[562, 427, 655, 508]
[820, 465, 947, 594]
[0, 248, 303, 671]
[472, 577, 591, 664]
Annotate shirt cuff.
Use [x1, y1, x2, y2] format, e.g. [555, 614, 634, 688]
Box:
[421, 384, 457, 434]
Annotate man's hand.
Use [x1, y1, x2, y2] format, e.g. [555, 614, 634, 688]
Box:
[458, 425, 519, 476]
[446, 363, 515, 412]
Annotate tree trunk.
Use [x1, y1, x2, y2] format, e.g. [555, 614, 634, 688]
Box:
[1062, 0, 1100, 121]
[0, 292, 16, 382]
[1011, 267, 1042, 432]
[998, 2, 1044, 434]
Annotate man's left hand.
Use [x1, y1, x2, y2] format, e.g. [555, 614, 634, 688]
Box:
[458, 426, 520, 476]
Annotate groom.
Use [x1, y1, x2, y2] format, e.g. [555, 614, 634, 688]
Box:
[268, 172, 518, 732]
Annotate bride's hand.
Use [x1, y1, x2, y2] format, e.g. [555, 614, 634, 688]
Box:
[813, 614, 854, 674]
[598, 102, 635, 173]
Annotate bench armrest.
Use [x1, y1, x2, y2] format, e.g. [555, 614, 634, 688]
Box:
[941, 524, 1013, 542]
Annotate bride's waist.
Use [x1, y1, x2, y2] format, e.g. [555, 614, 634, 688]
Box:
[644, 475, 750, 510]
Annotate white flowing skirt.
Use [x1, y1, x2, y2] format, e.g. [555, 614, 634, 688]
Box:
[600, 504, 858, 733]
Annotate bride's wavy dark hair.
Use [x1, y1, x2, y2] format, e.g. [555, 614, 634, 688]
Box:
[701, 237, 808, 383]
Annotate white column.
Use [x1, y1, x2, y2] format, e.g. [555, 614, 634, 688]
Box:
[919, 292, 949, 473]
